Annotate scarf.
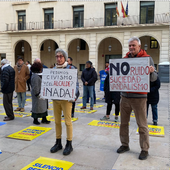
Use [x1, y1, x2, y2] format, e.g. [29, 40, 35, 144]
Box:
[1, 64, 10, 70]
[17, 63, 24, 72]
[56, 62, 68, 69]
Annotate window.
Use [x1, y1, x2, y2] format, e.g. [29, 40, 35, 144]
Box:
[18, 11, 26, 30]
[44, 8, 54, 29]
[0, 53, 6, 60]
[105, 3, 117, 26]
[80, 64, 85, 71]
[150, 37, 158, 49]
[73, 6, 84, 28]
[80, 39, 86, 50]
[140, 1, 155, 24]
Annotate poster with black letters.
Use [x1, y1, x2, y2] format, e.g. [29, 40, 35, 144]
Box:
[109, 58, 150, 92]
[41, 69, 77, 100]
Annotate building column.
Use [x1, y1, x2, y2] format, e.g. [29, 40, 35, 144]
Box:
[159, 30, 169, 63]
[59, 34, 66, 50]
[89, 33, 98, 71]
[122, 31, 131, 57]
[31, 35, 38, 63]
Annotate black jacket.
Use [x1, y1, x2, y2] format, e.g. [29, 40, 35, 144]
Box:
[81, 67, 97, 86]
[1, 65, 15, 94]
[104, 74, 120, 104]
[147, 77, 160, 105]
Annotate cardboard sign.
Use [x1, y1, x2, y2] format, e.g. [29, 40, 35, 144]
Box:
[109, 58, 150, 92]
[88, 120, 120, 128]
[75, 108, 97, 114]
[0, 112, 31, 118]
[77, 103, 104, 108]
[21, 156, 74, 170]
[137, 125, 164, 137]
[41, 69, 77, 100]
[7, 126, 52, 141]
[0, 122, 6, 126]
[42, 116, 78, 122]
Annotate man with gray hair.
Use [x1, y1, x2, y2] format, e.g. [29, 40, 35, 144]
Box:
[117, 36, 157, 160]
[1, 59, 15, 121]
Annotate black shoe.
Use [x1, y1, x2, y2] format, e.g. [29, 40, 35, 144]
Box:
[63, 140, 73, 155]
[62, 115, 64, 117]
[139, 150, 148, 160]
[50, 139, 62, 153]
[41, 116, 51, 124]
[153, 122, 157, 125]
[33, 118, 40, 125]
[117, 145, 130, 153]
[71, 114, 74, 118]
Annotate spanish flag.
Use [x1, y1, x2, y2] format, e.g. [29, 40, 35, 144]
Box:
[121, 2, 127, 18]
[116, 7, 120, 17]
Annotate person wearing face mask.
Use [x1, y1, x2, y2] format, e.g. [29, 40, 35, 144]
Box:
[14, 56, 30, 112]
[117, 36, 157, 160]
[50, 48, 79, 156]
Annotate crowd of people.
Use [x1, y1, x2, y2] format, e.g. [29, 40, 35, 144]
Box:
[0, 36, 161, 159]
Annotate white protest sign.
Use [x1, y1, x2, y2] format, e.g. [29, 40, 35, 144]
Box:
[41, 69, 77, 100]
[109, 57, 150, 92]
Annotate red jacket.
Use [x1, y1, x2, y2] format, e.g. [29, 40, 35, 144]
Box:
[124, 49, 150, 95]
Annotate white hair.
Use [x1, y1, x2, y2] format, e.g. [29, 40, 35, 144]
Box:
[34, 58, 41, 63]
[128, 36, 141, 45]
[55, 48, 68, 60]
[1, 59, 9, 65]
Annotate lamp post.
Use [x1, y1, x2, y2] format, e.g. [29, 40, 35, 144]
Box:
[77, 46, 80, 52]
[144, 44, 148, 51]
[48, 46, 51, 52]
[108, 45, 112, 52]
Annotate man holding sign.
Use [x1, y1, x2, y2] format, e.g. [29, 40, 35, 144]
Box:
[41, 48, 79, 156]
[113, 37, 157, 160]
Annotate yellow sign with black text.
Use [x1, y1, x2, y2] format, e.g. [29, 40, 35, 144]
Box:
[75, 108, 97, 114]
[42, 116, 78, 122]
[88, 120, 121, 128]
[0, 112, 31, 118]
[7, 126, 52, 141]
[21, 156, 74, 170]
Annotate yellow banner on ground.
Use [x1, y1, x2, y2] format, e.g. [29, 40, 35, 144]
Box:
[43, 116, 78, 122]
[7, 126, 52, 141]
[88, 120, 120, 128]
[113, 110, 135, 118]
[48, 107, 53, 110]
[21, 156, 74, 170]
[77, 103, 104, 108]
[75, 108, 97, 114]
[26, 94, 31, 97]
[0, 112, 31, 118]
[136, 125, 164, 137]
[26, 98, 32, 102]
[79, 97, 100, 100]
[0, 103, 27, 107]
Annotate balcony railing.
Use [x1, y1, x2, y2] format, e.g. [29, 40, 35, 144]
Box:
[6, 13, 169, 31]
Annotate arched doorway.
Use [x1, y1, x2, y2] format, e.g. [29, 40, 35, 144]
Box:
[98, 37, 122, 72]
[40, 39, 59, 68]
[15, 40, 32, 64]
[139, 36, 160, 70]
[68, 38, 89, 76]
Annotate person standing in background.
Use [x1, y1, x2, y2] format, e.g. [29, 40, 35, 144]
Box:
[14, 56, 30, 112]
[26, 61, 31, 91]
[1, 59, 15, 121]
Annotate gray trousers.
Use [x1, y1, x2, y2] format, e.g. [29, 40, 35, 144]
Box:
[3, 93, 14, 118]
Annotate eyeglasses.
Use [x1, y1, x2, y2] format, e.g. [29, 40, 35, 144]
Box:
[56, 55, 64, 59]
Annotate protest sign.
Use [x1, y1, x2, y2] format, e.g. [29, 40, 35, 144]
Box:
[109, 57, 150, 92]
[88, 120, 121, 128]
[21, 156, 74, 170]
[7, 126, 51, 141]
[136, 125, 164, 137]
[41, 69, 77, 100]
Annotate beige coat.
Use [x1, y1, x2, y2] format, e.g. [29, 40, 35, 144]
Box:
[14, 64, 30, 93]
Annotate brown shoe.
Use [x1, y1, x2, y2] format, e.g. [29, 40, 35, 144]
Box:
[20, 108, 25, 112]
[90, 107, 93, 110]
[3, 117, 14, 121]
[80, 106, 86, 109]
[14, 107, 21, 111]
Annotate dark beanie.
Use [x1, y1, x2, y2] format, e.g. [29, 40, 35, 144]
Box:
[86, 61, 92, 65]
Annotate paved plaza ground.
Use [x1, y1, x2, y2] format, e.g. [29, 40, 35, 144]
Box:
[0, 80, 169, 170]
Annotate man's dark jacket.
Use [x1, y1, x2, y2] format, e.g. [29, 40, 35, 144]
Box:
[81, 67, 97, 86]
[147, 77, 160, 105]
[1, 66, 15, 94]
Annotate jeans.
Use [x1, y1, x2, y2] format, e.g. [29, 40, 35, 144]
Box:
[83, 85, 94, 107]
[17, 92, 26, 108]
[147, 103, 158, 123]
[86, 85, 96, 104]
[53, 100, 73, 141]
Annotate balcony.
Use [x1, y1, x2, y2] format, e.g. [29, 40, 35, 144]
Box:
[6, 13, 169, 32]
